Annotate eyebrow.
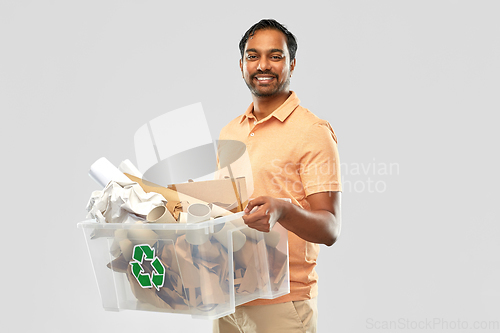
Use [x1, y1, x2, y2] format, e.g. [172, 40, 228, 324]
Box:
[245, 48, 285, 55]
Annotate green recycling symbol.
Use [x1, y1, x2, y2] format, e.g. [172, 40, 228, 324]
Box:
[129, 244, 165, 291]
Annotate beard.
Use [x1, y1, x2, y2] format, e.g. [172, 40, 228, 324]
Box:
[244, 71, 291, 97]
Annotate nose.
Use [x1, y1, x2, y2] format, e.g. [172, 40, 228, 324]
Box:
[257, 57, 271, 71]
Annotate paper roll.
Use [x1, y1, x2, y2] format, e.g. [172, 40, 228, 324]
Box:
[213, 222, 246, 252]
[119, 239, 134, 261]
[185, 228, 211, 245]
[185, 203, 212, 244]
[89, 157, 131, 188]
[210, 204, 232, 218]
[114, 229, 128, 242]
[127, 228, 159, 246]
[187, 203, 211, 223]
[119, 159, 143, 178]
[184, 204, 230, 245]
[147, 205, 177, 223]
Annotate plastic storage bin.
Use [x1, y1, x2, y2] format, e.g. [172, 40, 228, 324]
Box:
[78, 212, 289, 320]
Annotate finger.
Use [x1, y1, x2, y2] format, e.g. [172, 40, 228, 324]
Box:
[243, 213, 271, 231]
[243, 206, 269, 223]
[244, 197, 266, 214]
[244, 220, 270, 233]
[251, 220, 271, 233]
[252, 225, 270, 233]
[242, 213, 261, 225]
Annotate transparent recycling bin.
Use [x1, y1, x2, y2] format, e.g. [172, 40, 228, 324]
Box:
[78, 213, 289, 320]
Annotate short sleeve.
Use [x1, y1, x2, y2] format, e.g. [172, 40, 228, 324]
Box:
[299, 120, 342, 196]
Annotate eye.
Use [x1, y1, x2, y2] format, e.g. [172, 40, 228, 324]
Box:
[246, 54, 258, 60]
[271, 55, 283, 60]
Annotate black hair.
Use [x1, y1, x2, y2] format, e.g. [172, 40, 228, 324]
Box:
[239, 19, 298, 61]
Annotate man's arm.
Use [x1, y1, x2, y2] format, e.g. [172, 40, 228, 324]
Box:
[241, 191, 341, 246]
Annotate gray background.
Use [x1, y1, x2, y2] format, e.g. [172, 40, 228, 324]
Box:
[1, 1, 499, 332]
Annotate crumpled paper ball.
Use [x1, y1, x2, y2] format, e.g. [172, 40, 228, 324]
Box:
[86, 180, 167, 223]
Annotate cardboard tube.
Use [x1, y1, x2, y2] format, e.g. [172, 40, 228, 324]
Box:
[119, 239, 133, 261]
[213, 222, 246, 252]
[114, 229, 128, 241]
[209, 204, 232, 218]
[184, 204, 212, 244]
[187, 203, 211, 223]
[185, 228, 211, 245]
[147, 205, 177, 223]
[127, 228, 159, 246]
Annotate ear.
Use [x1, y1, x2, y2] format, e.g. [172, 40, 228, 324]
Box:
[290, 58, 296, 75]
[239, 58, 244, 77]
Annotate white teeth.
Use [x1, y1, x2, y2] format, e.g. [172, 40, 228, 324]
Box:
[257, 77, 273, 81]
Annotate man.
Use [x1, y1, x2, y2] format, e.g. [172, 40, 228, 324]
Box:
[214, 19, 342, 333]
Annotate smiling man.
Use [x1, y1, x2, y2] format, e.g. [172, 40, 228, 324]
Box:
[214, 19, 342, 333]
[241, 30, 294, 99]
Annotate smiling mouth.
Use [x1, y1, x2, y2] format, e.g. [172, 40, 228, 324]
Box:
[255, 76, 275, 82]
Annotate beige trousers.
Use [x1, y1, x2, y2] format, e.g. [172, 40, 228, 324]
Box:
[213, 298, 317, 333]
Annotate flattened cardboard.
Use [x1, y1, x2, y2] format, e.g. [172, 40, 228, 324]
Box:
[166, 200, 183, 220]
[175, 236, 201, 289]
[106, 254, 129, 273]
[237, 259, 259, 294]
[196, 240, 222, 262]
[125, 173, 247, 214]
[168, 177, 248, 213]
[126, 266, 174, 310]
[199, 265, 226, 305]
[125, 174, 233, 217]
[125, 174, 182, 203]
[234, 239, 259, 270]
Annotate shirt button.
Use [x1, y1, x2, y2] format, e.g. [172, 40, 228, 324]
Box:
[254, 120, 257, 125]
[250, 133, 255, 136]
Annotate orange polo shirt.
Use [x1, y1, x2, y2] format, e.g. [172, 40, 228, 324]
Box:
[218, 91, 342, 305]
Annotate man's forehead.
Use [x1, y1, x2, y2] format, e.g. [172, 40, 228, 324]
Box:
[244, 29, 288, 53]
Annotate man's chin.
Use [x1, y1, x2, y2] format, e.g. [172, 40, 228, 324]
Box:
[253, 91, 277, 97]
[250, 86, 280, 97]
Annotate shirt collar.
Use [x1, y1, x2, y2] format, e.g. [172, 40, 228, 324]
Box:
[239, 91, 301, 124]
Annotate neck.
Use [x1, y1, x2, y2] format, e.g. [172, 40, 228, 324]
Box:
[252, 90, 291, 121]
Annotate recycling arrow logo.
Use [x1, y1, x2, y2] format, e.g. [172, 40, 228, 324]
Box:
[129, 244, 165, 291]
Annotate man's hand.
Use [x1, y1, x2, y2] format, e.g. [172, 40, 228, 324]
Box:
[242, 196, 285, 232]
[241, 192, 341, 246]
